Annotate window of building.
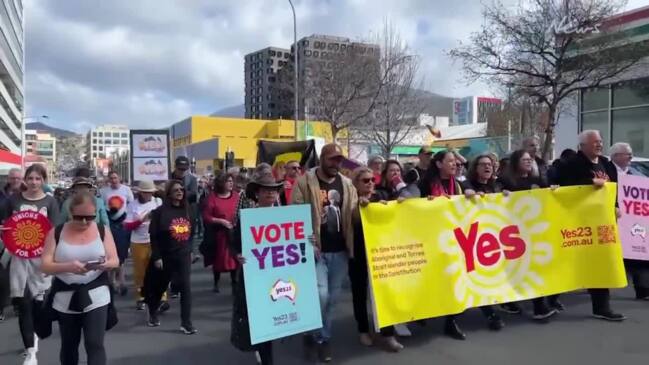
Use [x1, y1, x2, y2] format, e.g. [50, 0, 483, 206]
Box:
[612, 79, 649, 108]
[258, 87, 262, 93]
[105, 140, 111, 145]
[268, 76, 276, 82]
[269, 103, 275, 109]
[267, 68, 272, 73]
[92, 132, 97, 137]
[121, 133, 127, 138]
[99, 146, 103, 151]
[582, 87, 608, 111]
[121, 139, 128, 145]
[612, 107, 649, 157]
[92, 145, 97, 151]
[92, 152, 97, 158]
[267, 59, 273, 65]
[302, 40, 309, 47]
[92, 139, 97, 144]
[284, 52, 289, 59]
[98, 132, 103, 137]
[313, 51, 319, 58]
[113, 139, 119, 144]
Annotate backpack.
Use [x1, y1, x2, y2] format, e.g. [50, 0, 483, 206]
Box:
[54, 223, 105, 245]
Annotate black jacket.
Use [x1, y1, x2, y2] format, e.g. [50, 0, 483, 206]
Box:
[557, 151, 618, 186]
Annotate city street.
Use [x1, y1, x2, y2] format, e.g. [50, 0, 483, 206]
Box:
[1, 260, 648, 365]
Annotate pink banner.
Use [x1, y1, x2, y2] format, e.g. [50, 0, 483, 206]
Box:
[618, 174, 649, 260]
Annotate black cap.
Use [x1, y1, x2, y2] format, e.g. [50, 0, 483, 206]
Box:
[418, 146, 433, 155]
[175, 156, 190, 166]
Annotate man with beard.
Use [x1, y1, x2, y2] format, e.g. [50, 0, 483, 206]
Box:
[292, 144, 357, 363]
[557, 130, 625, 321]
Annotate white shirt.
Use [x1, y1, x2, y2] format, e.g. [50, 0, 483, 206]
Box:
[100, 185, 134, 221]
[125, 197, 162, 243]
[614, 162, 630, 175]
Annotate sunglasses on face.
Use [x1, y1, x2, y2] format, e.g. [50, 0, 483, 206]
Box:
[360, 178, 374, 184]
[72, 215, 96, 222]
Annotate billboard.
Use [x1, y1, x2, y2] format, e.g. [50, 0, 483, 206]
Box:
[452, 97, 473, 125]
[130, 130, 171, 184]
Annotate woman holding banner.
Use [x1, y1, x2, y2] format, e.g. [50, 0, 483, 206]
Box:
[229, 174, 285, 364]
[349, 166, 404, 352]
[0, 164, 60, 365]
[498, 149, 559, 320]
[420, 150, 505, 340]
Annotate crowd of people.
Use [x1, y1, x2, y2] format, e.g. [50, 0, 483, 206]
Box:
[0, 129, 646, 365]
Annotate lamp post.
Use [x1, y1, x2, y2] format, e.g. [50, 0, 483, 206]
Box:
[288, 0, 298, 141]
[21, 115, 48, 169]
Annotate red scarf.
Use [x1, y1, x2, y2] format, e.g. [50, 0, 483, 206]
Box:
[430, 176, 456, 197]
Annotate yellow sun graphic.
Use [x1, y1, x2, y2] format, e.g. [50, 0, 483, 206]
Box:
[438, 193, 553, 308]
[12, 221, 46, 250]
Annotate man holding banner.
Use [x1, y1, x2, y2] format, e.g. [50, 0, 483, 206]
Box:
[557, 130, 626, 321]
[292, 143, 357, 363]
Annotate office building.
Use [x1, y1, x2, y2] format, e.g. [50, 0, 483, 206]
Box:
[244, 47, 290, 119]
[0, 0, 23, 174]
[25, 129, 56, 163]
[244, 35, 380, 120]
[86, 124, 130, 171]
[452, 96, 503, 126]
[556, 5, 649, 157]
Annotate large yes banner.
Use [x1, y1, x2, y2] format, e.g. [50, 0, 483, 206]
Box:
[361, 184, 627, 329]
[241, 205, 322, 344]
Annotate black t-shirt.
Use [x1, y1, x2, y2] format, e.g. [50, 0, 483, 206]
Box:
[500, 175, 548, 192]
[318, 174, 346, 253]
[463, 179, 501, 194]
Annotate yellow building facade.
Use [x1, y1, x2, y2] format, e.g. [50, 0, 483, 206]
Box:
[170, 116, 336, 171]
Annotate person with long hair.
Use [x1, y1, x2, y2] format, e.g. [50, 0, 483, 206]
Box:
[463, 154, 503, 195]
[230, 173, 306, 364]
[348, 167, 403, 352]
[498, 149, 558, 320]
[202, 172, 240, 293]
[123, 180, 163, 311]
[419, 150, 505, 339]
[143, 180, 196, 334]
[40, 192, 120, 365]
[0, 164, 60, 365]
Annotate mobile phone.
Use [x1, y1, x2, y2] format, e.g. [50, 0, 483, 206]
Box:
[85, 259, 105, 270]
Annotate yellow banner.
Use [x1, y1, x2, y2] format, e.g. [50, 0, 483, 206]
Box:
[361, 183, 627, 329]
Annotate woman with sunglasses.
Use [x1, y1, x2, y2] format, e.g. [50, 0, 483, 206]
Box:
[41, 192, 119, 365]
[498, 149, 559, 320]
[143, 180, 196, 334]
[0, 164, 60, 365]
[348, 167, 404, 352]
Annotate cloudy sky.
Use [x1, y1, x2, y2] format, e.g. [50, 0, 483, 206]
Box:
[24, 0, 648, 132]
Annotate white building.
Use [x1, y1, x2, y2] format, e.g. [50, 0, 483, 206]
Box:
[86, 124, 130, 169]
[0, 0, 23, 174]
[555, 6, 649, 158]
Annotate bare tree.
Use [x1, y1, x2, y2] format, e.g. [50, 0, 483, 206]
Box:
[276, 42, 381, 140]
[449, 0, 649, 160]
[354, 22, 428, 158]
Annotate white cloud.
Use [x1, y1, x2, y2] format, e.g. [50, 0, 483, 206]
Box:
[25, 0, 647, 132]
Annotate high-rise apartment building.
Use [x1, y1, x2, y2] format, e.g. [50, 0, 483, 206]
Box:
[25, 129, 56, 163]
[0, 0, 23, 174]
[86, 124, 130, 169]
[243, 35, 379, 121]
[244, 47, 291, 119]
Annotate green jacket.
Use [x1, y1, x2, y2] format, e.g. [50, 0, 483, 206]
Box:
[58, 196, 110, 226]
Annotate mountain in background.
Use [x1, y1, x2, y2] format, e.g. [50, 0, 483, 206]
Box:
[25, 122, 79, 138]
[210, 104, 245, 118]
